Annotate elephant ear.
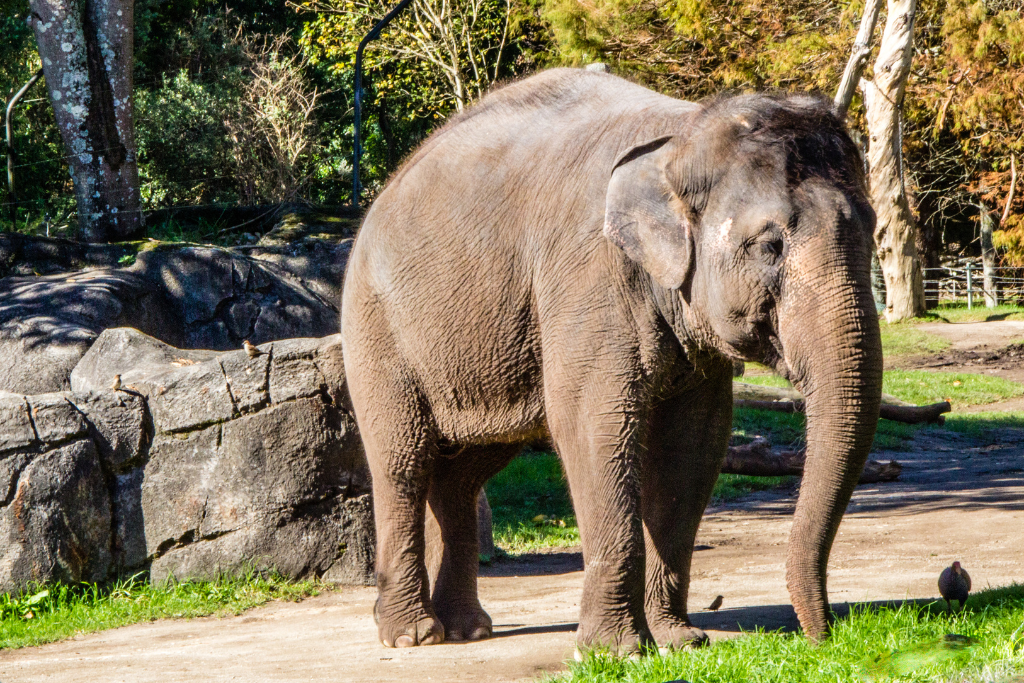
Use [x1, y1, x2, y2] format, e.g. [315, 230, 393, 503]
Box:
[603, 136, 696, 294]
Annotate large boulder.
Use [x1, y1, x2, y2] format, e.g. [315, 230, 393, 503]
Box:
[0, 330, 374, 594]
[0, 241, 351, 394]
[0, 390, 145, 592]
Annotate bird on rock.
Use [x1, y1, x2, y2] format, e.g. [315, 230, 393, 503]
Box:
[243, 340, 262, 358]
[705, 595, 724, 612]
[938, 561, 971, 612]
[110, 374, 122, 391]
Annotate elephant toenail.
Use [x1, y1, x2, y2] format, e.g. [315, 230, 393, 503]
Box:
[395, 635, 415, 647]
[470, 626, 492, 641]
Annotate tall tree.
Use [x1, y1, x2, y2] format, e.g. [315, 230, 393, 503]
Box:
[28, 0, 142, 241]
[859, 0, 926, 321]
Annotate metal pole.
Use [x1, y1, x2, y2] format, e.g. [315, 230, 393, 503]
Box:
[966, 263, 973, 310]
[353, 0, 415, 208]
[6, 68, 43, 226]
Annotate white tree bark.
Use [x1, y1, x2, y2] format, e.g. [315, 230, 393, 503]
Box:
[859, 0, 925, 321]
[979, 202, 998, 307]
[29, 0, 142, 242]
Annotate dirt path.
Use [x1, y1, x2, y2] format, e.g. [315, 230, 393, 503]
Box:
[2, 425, 1022, 683]
[916, 319, 1024, 351]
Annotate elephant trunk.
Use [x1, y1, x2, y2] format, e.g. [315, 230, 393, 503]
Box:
[779, 242, 883, 641]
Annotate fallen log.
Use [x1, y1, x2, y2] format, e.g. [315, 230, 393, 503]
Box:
[722, 438, 902, 483]
[733, 399, 951, 425]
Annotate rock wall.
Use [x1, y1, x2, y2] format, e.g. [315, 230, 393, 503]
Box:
[0, 330, 374, 594]
[0, 241, 351, 395]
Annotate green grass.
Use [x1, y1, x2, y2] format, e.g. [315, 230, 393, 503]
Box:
[0, 570, 321, 650]
[733, 405, 921, 452]
[879, 321, 951, 357]
[883, 370, 1024, 407]
[556, 585, 1024, 683]
[736, 374, 794, 389]
[926, 304, 1024, 323]
[741, 365, 1024, 408]
[943, 411, 1024, 439]
[486, 450, 580, 554]
[486, 451, 792, 554]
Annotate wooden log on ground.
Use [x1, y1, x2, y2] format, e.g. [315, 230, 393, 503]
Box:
[722, 438, 902, 483]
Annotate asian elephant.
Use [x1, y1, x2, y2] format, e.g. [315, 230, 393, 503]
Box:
[340, 68, 882, 653]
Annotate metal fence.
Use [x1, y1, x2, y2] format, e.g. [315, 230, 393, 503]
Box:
[922, 265, 1024, 309]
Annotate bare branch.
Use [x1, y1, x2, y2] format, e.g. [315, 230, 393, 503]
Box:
[834, 0, 884, 118]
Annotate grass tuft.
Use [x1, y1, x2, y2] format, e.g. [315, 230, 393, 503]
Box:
[554, 585, 1024, 683]
[925, 305, 1024, 324]
[879, 321, 951, 357]
[0, 569, 321, 650]
[883, 370, 1024, 407]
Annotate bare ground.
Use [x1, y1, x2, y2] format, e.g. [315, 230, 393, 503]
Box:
[1, 321, 1023, 683]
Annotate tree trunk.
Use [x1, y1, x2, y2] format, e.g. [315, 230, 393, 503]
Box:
[860, 0, 925, 322]
[979, 202, 998, 308]
[28, 0, 143, 242]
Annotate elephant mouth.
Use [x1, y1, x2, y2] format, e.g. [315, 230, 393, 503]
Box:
[717, 318, 786, 373]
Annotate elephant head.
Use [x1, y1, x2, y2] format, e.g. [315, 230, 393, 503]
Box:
[604, 94, 883, 640]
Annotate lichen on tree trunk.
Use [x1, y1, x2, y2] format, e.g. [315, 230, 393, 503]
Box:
[859, 0, 926, 322]
[29, 0, 143, 242]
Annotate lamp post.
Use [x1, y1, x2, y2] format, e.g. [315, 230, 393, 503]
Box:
[6, 68, 43, 225]
[353, 0, 414, 208]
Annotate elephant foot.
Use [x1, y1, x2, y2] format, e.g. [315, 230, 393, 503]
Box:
[648, 619, 709, 651]
[575, 620, 653, 658]
[435, 604, 493, 642]
[375, 598, 445, 648]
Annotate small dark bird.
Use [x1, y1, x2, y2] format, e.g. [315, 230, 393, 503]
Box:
[705, 595, 724, 612]
[243, 340, 262, 358]
[110, 374, 122, 391]
[938, 561, 971, 612]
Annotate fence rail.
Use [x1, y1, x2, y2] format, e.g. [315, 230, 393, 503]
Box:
[922, 265, 1024, 309]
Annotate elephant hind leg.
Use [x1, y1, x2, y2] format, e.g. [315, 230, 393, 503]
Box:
[642, 359, 733, 650]
[427, 444, 520, 642]
[358, 388, 445, 648]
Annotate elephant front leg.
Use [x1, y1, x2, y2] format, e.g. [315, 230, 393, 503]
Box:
[551, 395, 653, 657]
[642, 362, 733, 650]
[426, 445, 519, 642]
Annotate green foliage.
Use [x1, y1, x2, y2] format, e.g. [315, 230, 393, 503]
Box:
[883, 369, 1024, 407]
[136, 71, 241, 205]
[295, 0, 546, 199]
[134, 11, 336, 207]
[555, 585, 1024, 683]
[0, 570, 321, 650]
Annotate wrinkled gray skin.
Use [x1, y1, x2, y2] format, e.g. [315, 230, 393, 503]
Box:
[341, 68, 882, 652]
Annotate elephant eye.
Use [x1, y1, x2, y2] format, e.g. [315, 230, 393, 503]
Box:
[760, 238, 784, 260]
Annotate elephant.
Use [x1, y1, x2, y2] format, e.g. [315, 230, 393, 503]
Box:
[340, 67, 882, 653]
